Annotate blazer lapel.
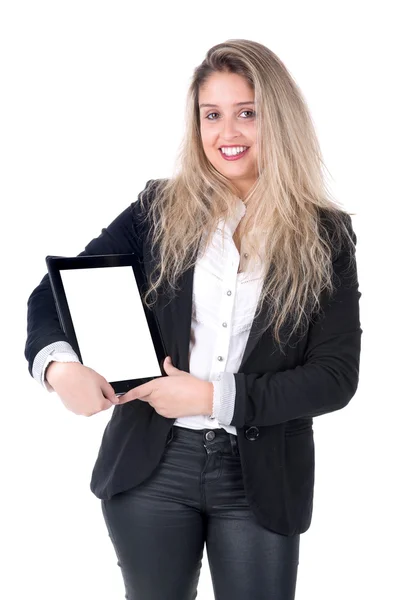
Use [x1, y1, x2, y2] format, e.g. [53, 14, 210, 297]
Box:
[152, 257, 270, 374]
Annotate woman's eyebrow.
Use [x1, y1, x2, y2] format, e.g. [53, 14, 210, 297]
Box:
[199, 101, 255, 108]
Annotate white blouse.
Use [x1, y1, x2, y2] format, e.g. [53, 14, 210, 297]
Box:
[32, 196, 265, 436]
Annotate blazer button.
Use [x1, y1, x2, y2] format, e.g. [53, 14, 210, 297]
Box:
[245, 426, 260, 441]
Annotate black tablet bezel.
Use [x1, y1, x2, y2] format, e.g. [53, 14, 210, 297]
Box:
[45, 253, 168, 395]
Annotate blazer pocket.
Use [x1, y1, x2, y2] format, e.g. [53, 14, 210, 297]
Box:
[284, 422, 313, 436]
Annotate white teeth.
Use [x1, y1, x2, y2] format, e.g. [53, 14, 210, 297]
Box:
[220, 146, 248, 156]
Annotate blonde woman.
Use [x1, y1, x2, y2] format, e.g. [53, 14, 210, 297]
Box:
[25, 39, 362, 600]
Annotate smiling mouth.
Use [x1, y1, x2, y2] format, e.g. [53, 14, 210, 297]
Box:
[218, 147, 250, 160]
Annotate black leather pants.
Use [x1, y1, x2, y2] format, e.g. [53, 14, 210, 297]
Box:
[101, 424, 300, 600]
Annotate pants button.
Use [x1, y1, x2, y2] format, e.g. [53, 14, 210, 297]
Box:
[205, 430, 216, 441]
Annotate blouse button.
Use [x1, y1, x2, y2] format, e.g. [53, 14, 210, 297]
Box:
[244, 253, 249, 258]
[222, 322, 227, 327]
[227, 290, 232, 296]
[217, 356, 224, 361]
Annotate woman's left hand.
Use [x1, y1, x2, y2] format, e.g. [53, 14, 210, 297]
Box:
[116, 356, 213, 419]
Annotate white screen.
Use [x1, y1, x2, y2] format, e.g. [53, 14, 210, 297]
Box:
[59, 266, 162, 382]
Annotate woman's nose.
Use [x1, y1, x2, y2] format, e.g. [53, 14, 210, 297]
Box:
[220, 118, 240, 138]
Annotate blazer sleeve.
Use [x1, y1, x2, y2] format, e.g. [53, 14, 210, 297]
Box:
[229, 214, 362, 428]
[24, 179, 156, 379]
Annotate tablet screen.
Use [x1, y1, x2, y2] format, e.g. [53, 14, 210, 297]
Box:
[59, 265, 162, 383]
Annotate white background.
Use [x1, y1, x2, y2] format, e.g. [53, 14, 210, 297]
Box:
[1, 1, 399, 598]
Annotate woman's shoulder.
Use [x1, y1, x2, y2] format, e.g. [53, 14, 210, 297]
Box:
[132, 178, 169, 212]
[129, 178, 170, 237]
[139, 177, 169, 199]
[316, 206, 356, 252]
[317, 205, 353, 229]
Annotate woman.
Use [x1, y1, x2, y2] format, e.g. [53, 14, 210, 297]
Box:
[25, 39, 362, 600]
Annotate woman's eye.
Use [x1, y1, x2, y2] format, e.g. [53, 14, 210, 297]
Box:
[241, 110, 255, 118]
[205, 110, 255, 120]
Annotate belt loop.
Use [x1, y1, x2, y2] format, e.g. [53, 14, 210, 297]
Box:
[230, 434, 238, 456]
[166, 427, 174, 446]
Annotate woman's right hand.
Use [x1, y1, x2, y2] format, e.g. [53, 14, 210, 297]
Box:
[45, 361, 120, 416]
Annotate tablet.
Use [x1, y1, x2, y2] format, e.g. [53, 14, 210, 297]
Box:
[45, 253, 167, 395]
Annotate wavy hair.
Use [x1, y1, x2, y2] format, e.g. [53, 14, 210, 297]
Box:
[138, 39, 357, 351]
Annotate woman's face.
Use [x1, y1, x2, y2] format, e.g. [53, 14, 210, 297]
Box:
[199, 71, 258, 198]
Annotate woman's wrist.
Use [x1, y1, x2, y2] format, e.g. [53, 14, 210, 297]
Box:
[45, 360, 78, 387]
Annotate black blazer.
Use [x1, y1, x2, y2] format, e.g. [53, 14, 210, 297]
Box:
[25, 179, 362, 536]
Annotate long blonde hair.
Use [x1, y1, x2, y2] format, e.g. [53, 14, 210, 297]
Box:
[138, 39, 357, 351]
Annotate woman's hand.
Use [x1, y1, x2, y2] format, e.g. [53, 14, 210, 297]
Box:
[117, 357, 213, 419]
[45, 362, 120, 416]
